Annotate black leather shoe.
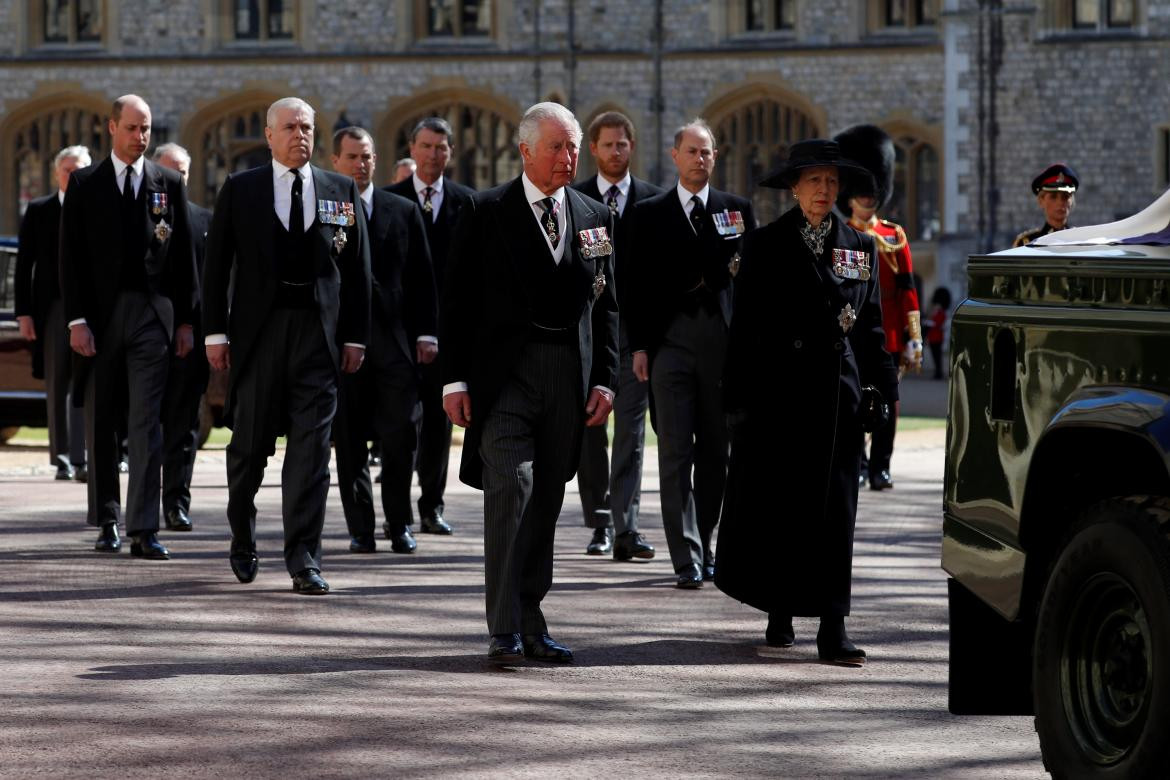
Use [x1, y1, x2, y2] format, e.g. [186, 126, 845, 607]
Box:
[130, 532, 170, 560]
[817, 617, 866, 666]
[420, 513, 453, 535]
[292, 568, 329, 595]
[585, 527, 613, 555]
[94, 523, 121, 553]
[73, 465, 88, 483]
[164, 508, 193, 532]
[702, 548, 716, 581]
[613, 531, 655, 561]
[349, 535, 376, 553]
[488, 633, 524, 664]
[54, 457, 74, 481]
[869, 470, 893, 491]
[383, 524, 417, 553]
[766, 613, 795, 648]
[522, 633, 574, 663]
[230, 551, 259, 583]
[676, 564, 703, 589]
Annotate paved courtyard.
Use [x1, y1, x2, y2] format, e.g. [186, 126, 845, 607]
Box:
[0, 409, 1047, 778]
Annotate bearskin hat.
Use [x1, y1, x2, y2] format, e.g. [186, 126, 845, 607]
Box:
[832, 124, 895, 215]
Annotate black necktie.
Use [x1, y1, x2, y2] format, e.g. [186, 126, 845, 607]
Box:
[690, 195, 706, 234]
[540, 197, 560, 249]
[289, 168, 304, 234]
[605, 185, 620, 217]
[122, 166, 135, 206]
[422, 186, 434, 216]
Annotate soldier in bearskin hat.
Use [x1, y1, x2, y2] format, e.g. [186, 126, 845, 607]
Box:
[833, 124, 921, 491]
[1012, 163, 1079, 247]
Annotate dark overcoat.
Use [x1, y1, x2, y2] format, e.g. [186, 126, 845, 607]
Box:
[439, 177, 620, 490]
[14, 194, 62, 378]
[715, 206, 899, 616]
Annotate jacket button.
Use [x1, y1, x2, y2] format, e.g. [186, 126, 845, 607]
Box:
[793, 339, 802, 349]
[834, 341, 843, 351]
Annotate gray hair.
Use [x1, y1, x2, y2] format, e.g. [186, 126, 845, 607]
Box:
[518, 102, 582, 149]
[673, 118, 715, 149]
[53, 145, 91, 169]
[410, 117, 454, 144]
[393, 157, 416, 171]
[266, 97, 315, 129]
[152, 142, 191, 166]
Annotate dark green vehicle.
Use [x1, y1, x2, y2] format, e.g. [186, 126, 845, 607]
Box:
[943, 200, 1170, 778]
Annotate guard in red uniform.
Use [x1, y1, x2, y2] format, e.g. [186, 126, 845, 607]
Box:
[834, 124, 921, 490]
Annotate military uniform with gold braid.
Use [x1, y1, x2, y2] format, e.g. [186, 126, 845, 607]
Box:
[1012, 163, 1079, 248]
[834, 124, 921, 491]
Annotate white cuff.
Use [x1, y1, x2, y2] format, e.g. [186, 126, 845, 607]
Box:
[68, 318, 87, 329]
[205, 333, 229, 345]
[591, 385, 614, 399]
[443, 382, 468, 396]
[343, 342, 366, 349]
[417, 335, 437, 345]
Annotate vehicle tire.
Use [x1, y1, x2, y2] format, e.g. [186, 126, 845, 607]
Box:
[0, 426, 17, 444]
[196, 396, 213, 450]
[1033, 496, 1170, 779]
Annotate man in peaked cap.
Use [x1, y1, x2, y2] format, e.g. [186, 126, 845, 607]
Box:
[834, 124, 921, 492]
[1012, 163, 1079, 248]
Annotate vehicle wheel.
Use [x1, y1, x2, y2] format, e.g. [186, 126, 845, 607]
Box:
[196, 396, 213, 450]
[1033, 496, 1170, 778]
[0, 426, 17, 444]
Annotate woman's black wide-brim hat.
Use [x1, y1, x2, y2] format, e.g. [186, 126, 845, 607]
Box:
[758, 139, 875, 191]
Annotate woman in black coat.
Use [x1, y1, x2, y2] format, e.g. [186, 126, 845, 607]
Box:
[715, 140, 899, 666]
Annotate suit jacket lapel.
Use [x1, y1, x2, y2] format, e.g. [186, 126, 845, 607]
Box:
[141, 160, 166, 248]
[311, 166, 339, 269]
[95, 158, 123, 265]
[500, 177, 555, 269]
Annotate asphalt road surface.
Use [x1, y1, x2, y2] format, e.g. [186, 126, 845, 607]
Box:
[0, 425, 1047, 779]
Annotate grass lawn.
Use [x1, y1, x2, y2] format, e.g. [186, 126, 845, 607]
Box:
[5, 414, 944, 450]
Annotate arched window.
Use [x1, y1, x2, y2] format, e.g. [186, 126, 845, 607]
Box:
[708, 94, 822, 226]
[2, 100, 110, 233]
[886, 134, 941, 241]
[387, 98, 520, 190]
[191, 104, 278, 208]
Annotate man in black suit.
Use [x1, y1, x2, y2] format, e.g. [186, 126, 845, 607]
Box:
[60, 94, 197, 560]
[385, 117, 475, 537]
[442, 102, 619, 664]
[571, 111, 660, 561]
[331, 126, 437, 555]
[203, 97, 372, 595]
[628, 119, 755, 589]
[15, 144, 90, 482]
[152, 143, 212, 534]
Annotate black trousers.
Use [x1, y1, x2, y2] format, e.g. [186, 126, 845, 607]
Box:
[415, 358, 451, 520]
[161, 336, 208, 515]
[44, 299, 86, 467]
[480, 342, 582, 636]
[333, 323, 419, 538]
[84, 291, 170, 534]
[225, 308, 337, 576]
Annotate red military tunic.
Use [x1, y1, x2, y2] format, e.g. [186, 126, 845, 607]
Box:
[849, 214, 921, 358]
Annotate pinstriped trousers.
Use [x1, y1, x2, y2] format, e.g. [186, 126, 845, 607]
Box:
[480, 341, 582, 636]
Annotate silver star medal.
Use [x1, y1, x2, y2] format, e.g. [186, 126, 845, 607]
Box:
[154, 220, 172, 242]
[332, 227, 347, 253]
[838, 303, 857, 333]
[728, 252, 741, 278]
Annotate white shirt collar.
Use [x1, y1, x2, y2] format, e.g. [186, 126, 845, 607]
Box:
[676, 181, 709, 211]
[413, 172, 443, 195]
[597, 171, 631, 197]
[58, 189, 66, 205]
[522, 173, 564, 207]
[360, 182, 374, 209]
[111, 153, 144, 181]
[273, 158, 312, 181]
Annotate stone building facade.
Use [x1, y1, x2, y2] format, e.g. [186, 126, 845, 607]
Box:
[1, 0, 1167, 297]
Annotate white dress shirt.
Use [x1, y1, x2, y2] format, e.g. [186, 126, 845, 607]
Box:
[412, 172, 444, 224]
[522, 173, 567, 265]
[596, 171, 632, 217]
[68, 155, 146, 329]
[676, 181, 710, 234]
